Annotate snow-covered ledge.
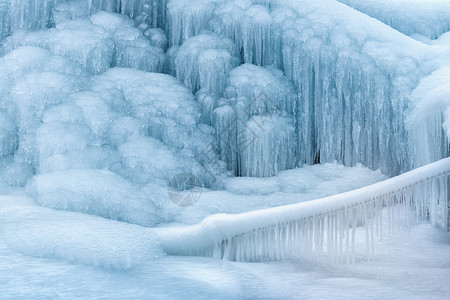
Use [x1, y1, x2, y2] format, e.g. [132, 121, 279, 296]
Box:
[158, 157, 450, 262]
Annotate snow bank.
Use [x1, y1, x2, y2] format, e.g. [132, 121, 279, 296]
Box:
[0, 196, 163, 269]
[27, 169, 159, 226]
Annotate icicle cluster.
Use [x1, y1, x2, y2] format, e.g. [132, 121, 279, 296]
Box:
[213, 64, 298, 177]
[172, 32, 239, 97]
[164, 0, 450, 176]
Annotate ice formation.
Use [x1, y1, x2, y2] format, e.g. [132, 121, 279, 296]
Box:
[0, 9, 222, 225]
[0, 0, 450, 269]
[172, 32, 239, 97]
[213, 63, 298, 176]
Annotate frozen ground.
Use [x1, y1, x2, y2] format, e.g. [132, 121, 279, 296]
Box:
[1, 164, 450, 299]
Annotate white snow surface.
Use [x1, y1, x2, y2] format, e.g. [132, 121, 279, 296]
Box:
[1, 164, 450, 298]
[339, 0, 450, 39]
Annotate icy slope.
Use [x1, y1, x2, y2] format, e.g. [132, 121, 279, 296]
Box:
[338, 0, 450, 39]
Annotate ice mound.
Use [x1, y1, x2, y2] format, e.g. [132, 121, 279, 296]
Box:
[1, 197, 164, 269]
[227, 64, 297, 115]
[0, 156, 34, 187]
[0, 110, 18, 157]
[89, 11, 165, 72]
[117, 136, 202, 184]
[0, 35, 221, 219]
[1, 19, 115, 74]
[144, 28, 168, 51]
[2, 11, 165, 74]
[27, 169, 159, 227]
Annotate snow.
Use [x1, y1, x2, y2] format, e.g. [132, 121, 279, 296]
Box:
[1, 164, 450, 298]
[0, 195, 163, 270]
[26, 169, 159, 226]
[338, 0, 450, 39]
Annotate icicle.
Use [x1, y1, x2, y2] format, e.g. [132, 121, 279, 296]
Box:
[363, 202, 369, 261]
[351, 206, 358, 264]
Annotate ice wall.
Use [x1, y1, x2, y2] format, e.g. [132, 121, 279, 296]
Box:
[407, 66, 450, 168]
[164, 0, 450, 176]
[1, 0, 450, 185]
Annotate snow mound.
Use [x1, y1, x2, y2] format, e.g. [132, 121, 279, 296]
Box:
[26, 169, 160, 227]
[1, 196, 163, 269]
